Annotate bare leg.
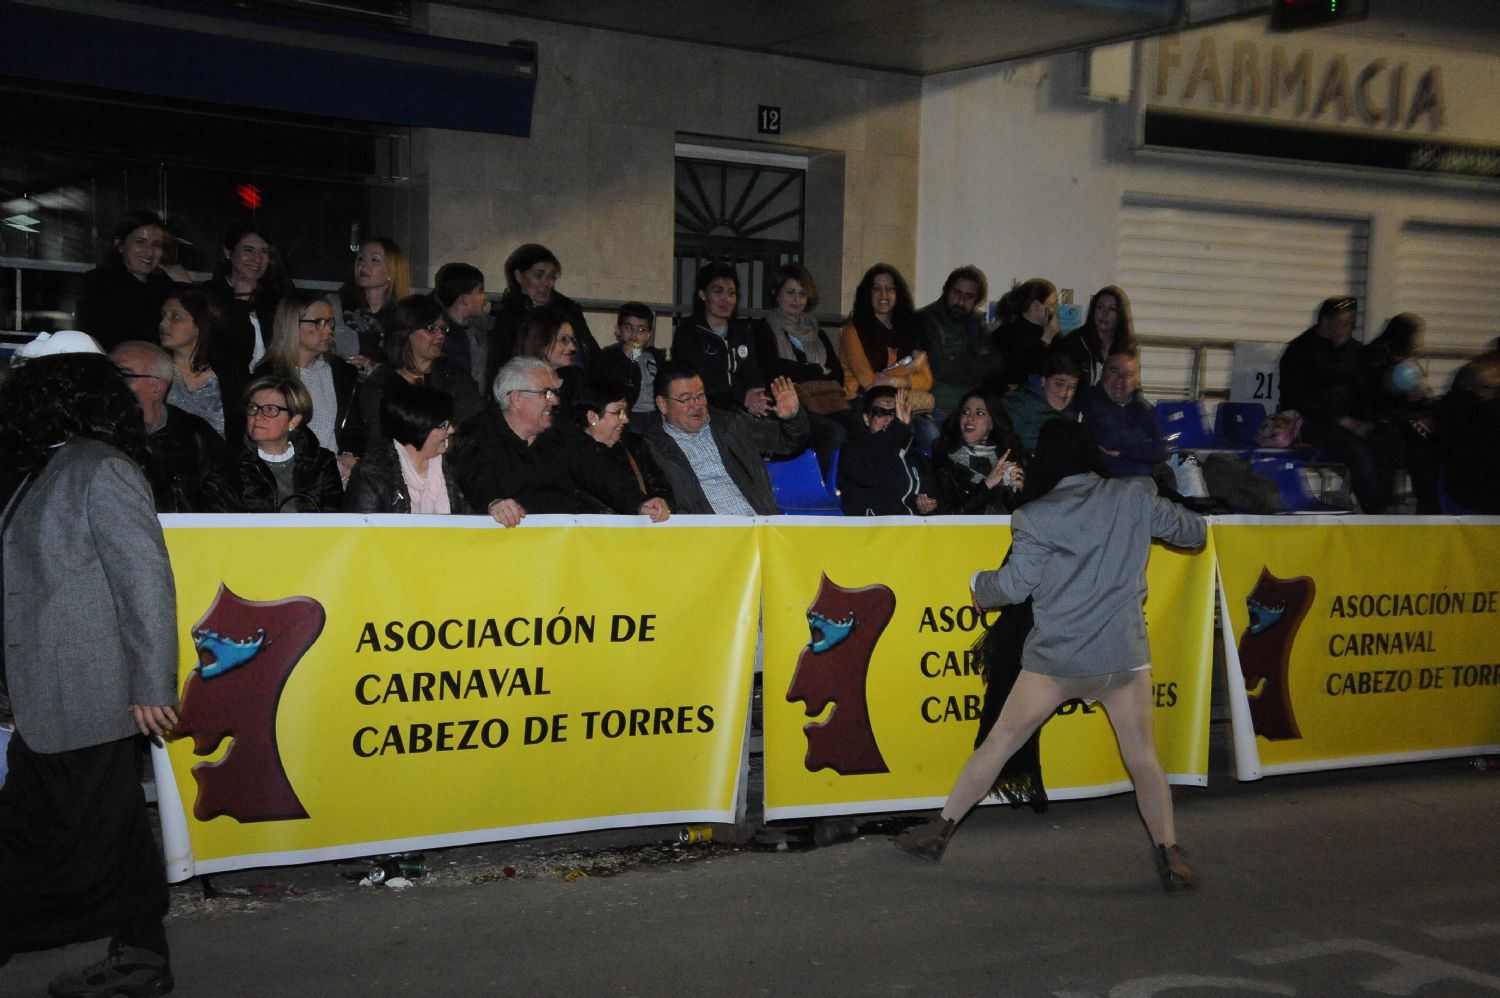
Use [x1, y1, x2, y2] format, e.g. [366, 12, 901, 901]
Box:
[1093, 669, 1174, 845]
[938, 671, 1070, 823]
[894, 671, 1067, 860]
[1095, 670, 1198, 892]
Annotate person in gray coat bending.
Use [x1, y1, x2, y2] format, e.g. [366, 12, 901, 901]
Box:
[0, 351, 180, 995]
[894, 419, 1207, 894]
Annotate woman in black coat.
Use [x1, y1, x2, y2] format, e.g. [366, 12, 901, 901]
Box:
[671, 260, 766, 415]
[358, 295, 484, 434]
[488, 243, 599, 385]
[201, 222, 291, 375]
[569, 378, 674, 513]
[77, 210, 192, 351]
[932, 388, 1026, 515]
[344, 381, 464, 514]
[234, 374, 343, 513]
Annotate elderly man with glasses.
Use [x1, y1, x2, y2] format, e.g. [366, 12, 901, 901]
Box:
[109, 340, 239, 512]
[453, 356, 669, 527]
[642, 359, 808, 516]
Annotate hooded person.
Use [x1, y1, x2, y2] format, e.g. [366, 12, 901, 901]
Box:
[893, 420, 1208, 895]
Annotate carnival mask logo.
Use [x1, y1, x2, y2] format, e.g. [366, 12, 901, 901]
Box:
[174, 584, 326, 822]
[785, 574, 895, 775]
[1237, 567, 1316, 741]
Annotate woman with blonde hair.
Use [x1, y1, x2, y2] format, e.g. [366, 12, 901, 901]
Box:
[232, 373, 343, 513]
[260, 289, 365, 478]
[333, 237, 410, 374]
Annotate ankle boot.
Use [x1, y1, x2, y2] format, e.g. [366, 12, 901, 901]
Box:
[1153, 843, 1198, 894]
[893, 817, 956, 862]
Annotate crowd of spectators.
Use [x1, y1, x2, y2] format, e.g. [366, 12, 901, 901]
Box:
[4, 208, 1496, 520]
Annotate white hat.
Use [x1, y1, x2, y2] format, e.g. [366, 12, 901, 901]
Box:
[13, 330, 104, 361]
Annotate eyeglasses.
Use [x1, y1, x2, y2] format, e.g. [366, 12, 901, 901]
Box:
[118, 370, 166, 382]
[421, 321, 450, 334]
[603, 406, 629, 418]
[869, 406, 898, 419]
[299, 317, 336, 330]
[555, 335, 578, 346]
[512, 387, 560, 402]
[245, 403, 291, 418]
[668, 391, 707, 405]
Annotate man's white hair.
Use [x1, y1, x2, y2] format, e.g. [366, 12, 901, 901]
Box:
[493, 355, 553, 410]
[109, 340, 174, 381]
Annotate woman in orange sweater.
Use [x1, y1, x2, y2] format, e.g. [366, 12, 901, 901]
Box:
[840, 263, 936, 447]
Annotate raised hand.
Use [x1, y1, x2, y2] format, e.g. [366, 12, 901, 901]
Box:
[770, 376, 800, 419]
[894, 388, 913, 425]
[744, 387, 772, 417]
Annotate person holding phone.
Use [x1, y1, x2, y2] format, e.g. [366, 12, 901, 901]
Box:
[991, 278, 1060, 388]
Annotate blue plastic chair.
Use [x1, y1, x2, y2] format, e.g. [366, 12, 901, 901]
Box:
[1250, 456, 1347, 513]
[1437, 471, 1482, 515]
[1154, 400, 1216, 451]
[767, 450, 842, 516]
[824, 450, 841, 502]
[1213, 402, 1266, 448]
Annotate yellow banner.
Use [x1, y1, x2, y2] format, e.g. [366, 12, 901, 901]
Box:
[156, 517, 758, 878]
[1215, 518, 1500, 778]
[760, 519, 1216, 820]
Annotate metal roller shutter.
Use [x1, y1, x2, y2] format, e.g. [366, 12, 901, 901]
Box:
[1118, 196, 1370, 397]
[1395, 222, 1500, 390]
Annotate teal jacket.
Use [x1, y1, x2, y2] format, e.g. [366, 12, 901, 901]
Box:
[1001, 382, 1079, 455]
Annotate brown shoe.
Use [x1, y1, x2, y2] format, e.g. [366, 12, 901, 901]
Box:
[1154, 843, 1199, 894]
[893, 817, 956, 862]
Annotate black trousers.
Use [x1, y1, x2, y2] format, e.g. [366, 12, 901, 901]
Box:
[0, 732, 169, 958]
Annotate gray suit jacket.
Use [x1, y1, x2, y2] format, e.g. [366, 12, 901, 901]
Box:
[973, 473, 1205, 677]
[2, 438, 180, 753]
[643, 407, 809, 515]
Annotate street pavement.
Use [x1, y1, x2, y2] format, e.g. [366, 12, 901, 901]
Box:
[3, 753, 1497, 997]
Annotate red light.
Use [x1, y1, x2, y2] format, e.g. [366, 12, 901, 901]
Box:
[236, 184, 263, 210]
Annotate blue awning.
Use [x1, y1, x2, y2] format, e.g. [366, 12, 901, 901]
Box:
[0, 0, 537, 136]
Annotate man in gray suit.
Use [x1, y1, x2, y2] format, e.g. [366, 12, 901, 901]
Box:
[0, 349, 180, 997]
[643, 360, 809, 515]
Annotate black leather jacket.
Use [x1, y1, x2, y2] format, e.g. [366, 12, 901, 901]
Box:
[145, 404, 239, 513]
[342, 438, 464, 514]
[234, 427, 344, 513]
